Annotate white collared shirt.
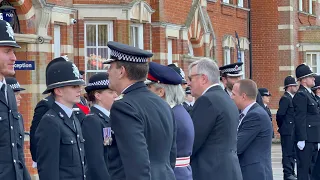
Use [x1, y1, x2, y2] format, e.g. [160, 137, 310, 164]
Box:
[0, 78, 7, 102]
[238, 102, 256, 130]
[94, 104, 110, 117]
[304, 86, 312, 93]
[184, 101, 194, 106]
[121, 83, 134, 94]
[287, 91, 294, 98]
[55, 101, 73, 118]
[202, 83, 220, 95]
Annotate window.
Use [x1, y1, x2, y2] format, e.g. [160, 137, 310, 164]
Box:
[224, 48, 231, 65]
[54, 25, 60, 58]
[308, 0, 313, 14]
[238, 0, 243, 7]
[223, 0, 230, 3]
[306, 52, 320, 73]
[240, 51, 245, 78]
[84, 22, 113, 81]
[299, 0, 303, 11]
[130, 24, 144, 49]
[167, 39, 173, 64]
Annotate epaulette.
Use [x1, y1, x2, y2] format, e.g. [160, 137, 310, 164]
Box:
[45, 113, 55, 117]
[42, 98, 49, 102]
[86, 113, 94, 117]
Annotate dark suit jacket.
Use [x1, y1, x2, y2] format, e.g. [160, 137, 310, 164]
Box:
[107, 82, 176, 180]
[293, 85, 320, 142]
[0, 85, 30, 180]
[191, 85, 242, 180]
[237, 103, 273, 180]
[35, 103, 86, 180]
[276, 92, 295, 136]
[82, 106, 110, 180]
[30, 94, 86, 161]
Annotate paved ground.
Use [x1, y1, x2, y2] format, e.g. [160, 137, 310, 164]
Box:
[272, 143, 296, 180]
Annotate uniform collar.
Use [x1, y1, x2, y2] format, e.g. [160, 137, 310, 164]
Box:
[286, 91, 294, 98]
[303, 85, 312, 93]
[93, 104, 110, 117]
[55, 101, 73, 118]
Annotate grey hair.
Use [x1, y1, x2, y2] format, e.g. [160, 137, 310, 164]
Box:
[188, 58, 220, 84]
[152, 83, 185, 107]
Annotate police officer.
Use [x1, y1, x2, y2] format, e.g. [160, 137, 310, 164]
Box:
[35, 60, 86, 180]
[293, 64, 320, 180]
[82, 73, 117, 180]
[146, 62, 194, 180]
[182, 87, 194, 114]
[168, 63, 188, 90]
[276, 76, 298, 180]
[219, 62, 266, 108]
[0, 19, 31, 180]
[105, 41, 176, 180]
[29, 56, 86, 167]
[258, 88, 274, 138]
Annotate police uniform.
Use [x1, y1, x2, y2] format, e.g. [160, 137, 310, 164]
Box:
[293, 64, 320, 180]
[183, 87, 193, 114]
[258, 88, 274, 138]
[104, 41, 176, 180]
[0, 20, 31, 180]
[168, 63, 188, 85]
[81, 73, 111, 180]
[146, 62, 194, 180]
[29, 56, 86, 164]
[276, 76, 298, 180]
[35, 60, 86, 180]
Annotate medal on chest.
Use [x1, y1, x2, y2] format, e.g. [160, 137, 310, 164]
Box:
[103, 127, 113, 146]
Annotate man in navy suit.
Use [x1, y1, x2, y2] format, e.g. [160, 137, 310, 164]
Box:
[231, 79, 273, 180]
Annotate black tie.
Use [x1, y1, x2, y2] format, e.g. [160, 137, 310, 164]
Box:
[239, 113, 245, 121]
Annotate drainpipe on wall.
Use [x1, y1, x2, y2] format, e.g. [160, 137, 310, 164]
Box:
[248, 0, 252, 79]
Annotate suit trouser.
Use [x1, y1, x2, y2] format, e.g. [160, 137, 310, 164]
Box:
[311, 150, 320, 180]
[295, 142, 318, 180]
[281, 135, 295, 177]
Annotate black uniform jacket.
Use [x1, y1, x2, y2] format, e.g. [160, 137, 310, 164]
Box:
[276, 92, 295, 136]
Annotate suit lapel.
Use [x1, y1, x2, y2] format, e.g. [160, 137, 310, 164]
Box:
[238, 103, 259, 130]
[90, 106, 110, 123]
[52, 103, 76, 133]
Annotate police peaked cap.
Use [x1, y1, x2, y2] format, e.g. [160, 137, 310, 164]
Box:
[258, 88, 271, 96]
[219, 62, 243, 77]
[0, 20, 20, 48]
[168, 64, 187, 84]
[296, 63, 316, 80]
[312, 75, 320, 91]
[5, 77, 25, 92]
[147, 62, 182, 85]
[85, 72, 110, 93]
[284, 75, 298, 88]
[43, 61, 85, 94]
[103, 41, 153, 64]
[45, 56, 69, 86]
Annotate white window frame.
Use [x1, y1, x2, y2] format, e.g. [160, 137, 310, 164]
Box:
[130, 24, 144, 49]
[238, 0, 243, 7]
[223, 0, 230, 3]
[84, 21, 113, 79]
[188, 41, 194, 56]
[224, 48, 231, 65]
[240, 51, 245, 78]
[299, 0, 303, 11]
[54, 25, 60, 58]
[306, 52, 320, 73]
[309, 0, 313, 14]
[167, 39, 173, 64]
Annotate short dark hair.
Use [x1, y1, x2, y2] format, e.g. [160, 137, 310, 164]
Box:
[115, 61, 148, 81]
[237, 79, 258, 100]
[86, 89, 104, 103]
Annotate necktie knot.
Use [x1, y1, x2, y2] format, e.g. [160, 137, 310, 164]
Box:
[1, 84, 5, 92]
[239, 113, 245, 120]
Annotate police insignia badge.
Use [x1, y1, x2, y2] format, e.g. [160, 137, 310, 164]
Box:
[5, 22, 14, 40]
[72, 64, 80, 78]
[103, 127, 112, 146]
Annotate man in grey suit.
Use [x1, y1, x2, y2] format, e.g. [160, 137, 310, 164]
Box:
[189, 58, 242, 180]
[231, 79, 273, 180]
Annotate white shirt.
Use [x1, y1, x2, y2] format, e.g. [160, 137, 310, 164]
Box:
[94, 104, 110, 117]
[304, 86, 312, 93]
[202, 83, 220, 95]
[287, 91, 294, 98]
[238, 102, 256, 130]
[0, 78, 7, 102]
[55, 101, 73, 118]
[184, 101, 194, 106]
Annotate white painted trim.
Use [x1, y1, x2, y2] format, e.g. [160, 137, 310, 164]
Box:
[278, 45, 294, 50]
[167, 39, 173, 64]
[278, 6, 294, 11]
[17, 6, 35, 20]
[20, 84, 47, 94]
[298, 44, 320, 51]
[191, 36, 204, 48]
[279, 66, 295, 71]
[279, 87, 285, 92]
[54, 25, 61, 58]
[270, 109, 277, 115]
[74, 48, 85, 57]
[278, 25, 293, 29]
[52, 6, 76, 14]
[152, 52, 167, 60]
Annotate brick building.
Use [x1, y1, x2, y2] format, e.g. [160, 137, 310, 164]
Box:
[4, 0, 319, 178]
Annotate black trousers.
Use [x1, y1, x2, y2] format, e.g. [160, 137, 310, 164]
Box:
[311, 150, 320, 180]
[281, 135, 295, 178]
[295, 142, 318, 180]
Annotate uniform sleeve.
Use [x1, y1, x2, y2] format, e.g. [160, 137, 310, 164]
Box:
[170, 110, 177, 169]
[108, 101, 150, 180]
[30, 100, 49, 161]
[237, 114, 261, 155]
[276, 97, 289, 129]
[82, 115, 109, 179]
[293, 92, 308, 141]
[191, 96, 215, 155]
[36, 115, 60, 180]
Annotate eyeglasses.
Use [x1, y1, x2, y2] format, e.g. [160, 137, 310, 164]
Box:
[188, 74, 201, 81]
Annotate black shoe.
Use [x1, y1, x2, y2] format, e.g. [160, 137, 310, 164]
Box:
[284, 175, 297, 180]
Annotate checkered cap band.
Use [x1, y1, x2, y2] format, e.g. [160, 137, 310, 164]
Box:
[220, 66, 242, 74]
[87, 80, 109, 87]
[9, 83, 21, 90]
[111, 49, 148, 63]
